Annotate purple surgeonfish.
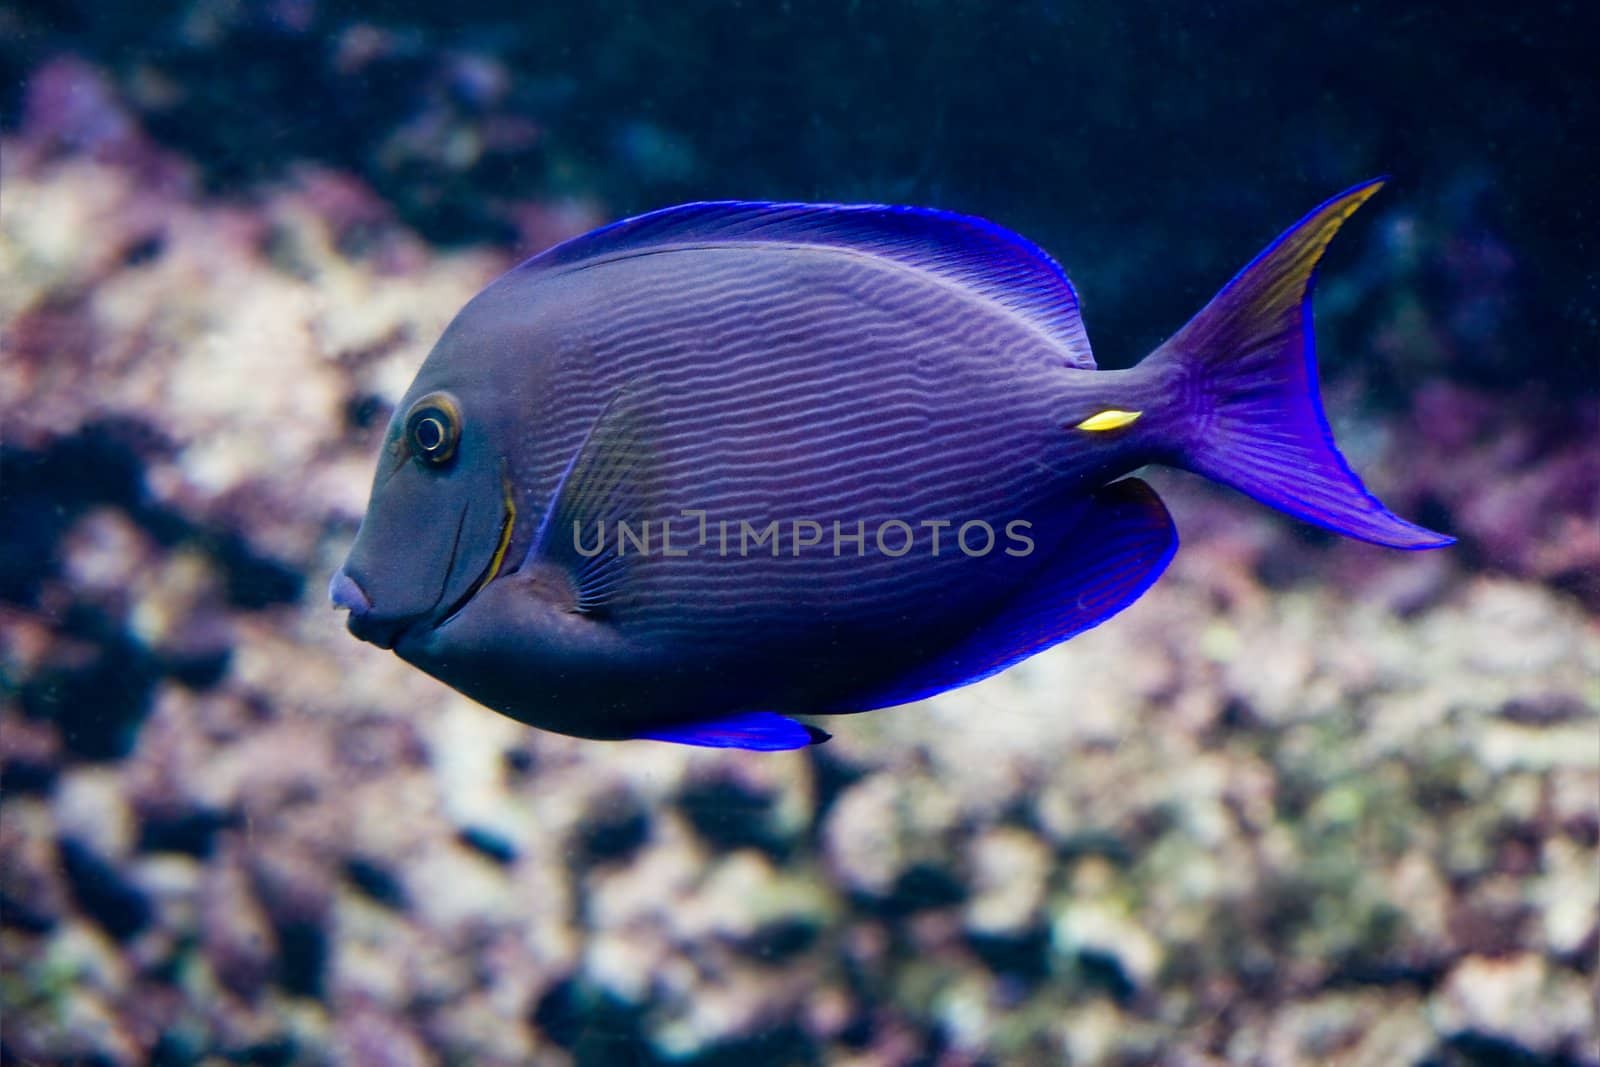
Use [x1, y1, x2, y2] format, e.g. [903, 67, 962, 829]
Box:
[330, 180, 1452, 750]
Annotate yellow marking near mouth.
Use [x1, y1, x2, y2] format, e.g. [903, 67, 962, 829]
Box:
[1076, 409, 1143, 432]
[487, 465, 517, 579]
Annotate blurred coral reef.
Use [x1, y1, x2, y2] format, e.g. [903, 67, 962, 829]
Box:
[3, 35, 1598, 1067]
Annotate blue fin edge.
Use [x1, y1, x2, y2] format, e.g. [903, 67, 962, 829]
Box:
[637, 712, 830, 751]
[513, 200, 1096, 370]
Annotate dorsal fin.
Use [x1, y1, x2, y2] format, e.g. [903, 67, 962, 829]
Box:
[518, 201, 1096, 370]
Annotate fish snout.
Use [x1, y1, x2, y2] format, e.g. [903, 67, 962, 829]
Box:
[329, 569, 409, 650]
[329, 570, 371, 614]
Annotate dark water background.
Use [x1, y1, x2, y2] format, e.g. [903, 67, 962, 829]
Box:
[5, 1, 1595, 385]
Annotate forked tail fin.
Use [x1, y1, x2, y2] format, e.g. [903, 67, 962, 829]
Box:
[1146, 179, 1453, 549]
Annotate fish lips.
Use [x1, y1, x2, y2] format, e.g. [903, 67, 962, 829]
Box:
[331, 567, 426, 651]
[334, 494, 508, 653]
[329, 569, 394, 648]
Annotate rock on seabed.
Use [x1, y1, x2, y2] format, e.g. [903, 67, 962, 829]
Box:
[2, 107, 1597, 1066]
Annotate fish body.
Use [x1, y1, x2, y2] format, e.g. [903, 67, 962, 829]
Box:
[332, 182, 1452, 750]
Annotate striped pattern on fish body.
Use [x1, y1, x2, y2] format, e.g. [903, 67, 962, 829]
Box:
[331, 185, 1453, 749]
[496, 247, 1107, 637]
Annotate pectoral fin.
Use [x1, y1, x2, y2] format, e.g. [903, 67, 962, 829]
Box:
[526, 390, 652, 616]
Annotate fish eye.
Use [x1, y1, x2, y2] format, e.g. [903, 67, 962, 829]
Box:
[404, 392, 461, 467]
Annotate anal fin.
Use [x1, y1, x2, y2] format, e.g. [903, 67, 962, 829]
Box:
[836, 477, 1178, 711]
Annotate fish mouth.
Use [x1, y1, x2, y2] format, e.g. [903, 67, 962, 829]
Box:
[340, 506, 472, 653]
[400, 473, 518, 649]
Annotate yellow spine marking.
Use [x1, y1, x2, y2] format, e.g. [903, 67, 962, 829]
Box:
[487, 466, 517, 579]
[1076, 409, 1143, 432]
